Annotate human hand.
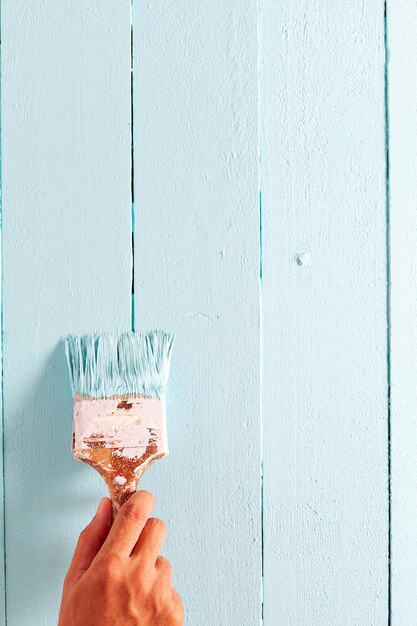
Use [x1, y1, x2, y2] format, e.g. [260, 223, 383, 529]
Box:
[58, 491, 184, 626]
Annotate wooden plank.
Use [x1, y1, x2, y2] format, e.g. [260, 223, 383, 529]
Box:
[1, 2, 131, 623]
[260, 1, 389, 623]
[132, 2, 261, 624]
[387, 2, 417, 622]
[0, 26, 4, 619]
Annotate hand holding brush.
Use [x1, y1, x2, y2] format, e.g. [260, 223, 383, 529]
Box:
[58, 490, 184, 626]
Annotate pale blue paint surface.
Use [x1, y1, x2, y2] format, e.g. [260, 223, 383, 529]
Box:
[0, 1, 406, 625]
[1, 2, 131, 624]
[261, 1, 389, 622]
[132, 2, 261, 624]
[387, 2, 417, 623]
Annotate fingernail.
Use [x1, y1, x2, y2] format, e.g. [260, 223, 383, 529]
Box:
[96, 498, 112, 527]
[96, 497, 106, 515]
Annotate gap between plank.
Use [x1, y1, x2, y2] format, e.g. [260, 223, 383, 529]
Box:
[130, 1, 135, 333]
[0, 13, 7, 622]
[384, 1, 392, 623]
[257, 0, 264, 623]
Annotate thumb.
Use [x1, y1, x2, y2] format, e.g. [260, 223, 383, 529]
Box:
[64, 497, 112, 588]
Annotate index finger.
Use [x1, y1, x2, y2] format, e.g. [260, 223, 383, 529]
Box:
[100, 490, 155, 557]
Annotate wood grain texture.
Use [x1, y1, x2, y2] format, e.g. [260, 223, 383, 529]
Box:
[132, 2, 261, 624]
[387, 2, 417, 623]
[1, 2, 131, 623]
[260, 1, 389, 623]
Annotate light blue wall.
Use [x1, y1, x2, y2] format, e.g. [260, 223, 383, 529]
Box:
[261, 1, 389, 623]
[2, 2, 131, 624]
[0, 0, 403, 624]
[132, 3, 260, 624]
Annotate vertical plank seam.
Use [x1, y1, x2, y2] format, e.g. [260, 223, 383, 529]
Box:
[384, 1, 392, 623]
[257, 0, 264, 623]
[130, 0, 136, 333]
[0, 9, 6, 619]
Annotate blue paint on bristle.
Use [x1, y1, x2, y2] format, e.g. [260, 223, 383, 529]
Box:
[65, 331, 174, 400]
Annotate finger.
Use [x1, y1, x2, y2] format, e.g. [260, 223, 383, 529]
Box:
[65, 497, 112, 586]
[155, 555, 172, 584]
[171, 589, 185, 620]
[131, 517, 167, 562]
[101, 490, 155, 557]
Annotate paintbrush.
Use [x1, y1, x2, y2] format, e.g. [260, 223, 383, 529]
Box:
[65, 331, 174, 517]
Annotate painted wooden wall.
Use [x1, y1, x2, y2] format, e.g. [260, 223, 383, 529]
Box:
[388, 1, 417, 623]
[0, 1, 410, 624]
[2, 3, 131, 624]
[261, 1, 389, 623]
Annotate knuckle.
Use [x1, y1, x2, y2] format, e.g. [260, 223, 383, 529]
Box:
[94, 566, 112, 593]
[78, 525, 91, 541]
[172, 590, 184, 607]
[149, 517, 167, 535]
[137, 490, 156, 508]
[97, 566, 113, 587]
[121, 502, 147, 525]
[172, 595, 185, 622]
[102, 553, 123, 580]
[157, 555, 172, 572]
[75, 526, 92, 550]
[62, 570, 74, 591]
[135, 569, 152, 594]
[118, 490, 155, 526]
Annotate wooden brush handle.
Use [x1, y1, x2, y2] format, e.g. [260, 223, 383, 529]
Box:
[71, 395, 169, 517]
[75, 445, 165, 518]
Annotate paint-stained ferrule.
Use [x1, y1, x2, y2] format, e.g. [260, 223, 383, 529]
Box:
[72, 395, 168, 456]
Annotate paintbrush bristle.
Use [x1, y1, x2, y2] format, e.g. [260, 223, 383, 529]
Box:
[65, 331, 174, 400]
